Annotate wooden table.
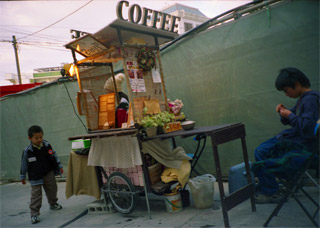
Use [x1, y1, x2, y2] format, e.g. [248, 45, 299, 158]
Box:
[144, 123, 256, 227]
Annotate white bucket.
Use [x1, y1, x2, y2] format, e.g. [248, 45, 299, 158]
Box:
[164, 192, 183, 213]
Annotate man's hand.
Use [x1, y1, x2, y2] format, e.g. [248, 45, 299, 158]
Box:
[276, 104, 285, 113]
[21, 179, 26, 185]
[60, 168, 64, 174]
[279, 108, 292, 118]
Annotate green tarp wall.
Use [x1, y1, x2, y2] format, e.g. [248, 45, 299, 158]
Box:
[0, 0, 319, 180]
[1, 81, 87, 180]
[161, 0, 319, 176]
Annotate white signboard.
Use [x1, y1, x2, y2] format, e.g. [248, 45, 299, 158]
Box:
[66, 35, 108, 57]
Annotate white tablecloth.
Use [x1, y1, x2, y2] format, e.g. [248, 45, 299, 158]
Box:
[88, 135, 142, 168]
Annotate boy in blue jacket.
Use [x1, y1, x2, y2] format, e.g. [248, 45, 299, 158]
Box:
[253, 67, 319, 204]
[20, 125, 64, 224]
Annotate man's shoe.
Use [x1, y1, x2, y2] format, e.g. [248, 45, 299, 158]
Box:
[254, 193, 283, 204]
[31, 215, 40, 224]
[50, 203, 62, 210]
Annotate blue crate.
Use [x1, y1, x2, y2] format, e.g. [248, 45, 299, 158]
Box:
[228, 161, 254, 194]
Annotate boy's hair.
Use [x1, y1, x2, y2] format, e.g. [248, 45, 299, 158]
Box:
[275, 67, 310, 91]
[28, 125, 43, 137]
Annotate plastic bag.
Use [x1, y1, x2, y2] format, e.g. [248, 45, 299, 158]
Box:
[188, 174, 216, 209]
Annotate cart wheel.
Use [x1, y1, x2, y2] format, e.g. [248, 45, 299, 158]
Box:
[107, 172, 137, 214]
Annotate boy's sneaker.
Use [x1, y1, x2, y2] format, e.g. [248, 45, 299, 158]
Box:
[50, 203, 62, 210]
[31, 215, 40, 224]
[254, 193, 284, 204]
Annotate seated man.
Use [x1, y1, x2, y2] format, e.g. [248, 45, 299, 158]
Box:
[252, 67, 319, 204]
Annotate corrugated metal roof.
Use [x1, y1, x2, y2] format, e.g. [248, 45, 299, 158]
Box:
[65, 19, 179, 63]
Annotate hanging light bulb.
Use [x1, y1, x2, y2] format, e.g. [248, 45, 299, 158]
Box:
[69, 64, 75, 76]
[61, 64, 76, 77]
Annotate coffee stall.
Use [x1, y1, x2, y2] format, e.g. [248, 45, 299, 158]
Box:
[65, 0, 187, 217]
[64, 1, 255, 225]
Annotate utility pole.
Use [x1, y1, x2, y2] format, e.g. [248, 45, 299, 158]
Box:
[12, 35, 22, 84]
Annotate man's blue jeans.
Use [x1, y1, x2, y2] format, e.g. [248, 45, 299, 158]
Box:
[254, 136, 279, 195]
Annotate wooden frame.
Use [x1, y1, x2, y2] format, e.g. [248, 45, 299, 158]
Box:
[66, 20, 178, 132]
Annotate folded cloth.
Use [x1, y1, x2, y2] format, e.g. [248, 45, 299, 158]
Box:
[65, 151, 101, 199]
[141, 139, 191, 169]
[161, 160, 191, 188]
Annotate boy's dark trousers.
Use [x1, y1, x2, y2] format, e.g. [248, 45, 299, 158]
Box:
[29, 171, 58, 216]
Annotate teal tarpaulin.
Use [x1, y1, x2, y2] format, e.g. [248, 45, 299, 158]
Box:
[1, 0, 318, 180]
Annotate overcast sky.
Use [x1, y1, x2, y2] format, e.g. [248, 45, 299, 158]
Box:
[0, 0, 251, 85]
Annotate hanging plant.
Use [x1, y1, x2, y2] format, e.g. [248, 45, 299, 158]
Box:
[137, 47, 155, 71]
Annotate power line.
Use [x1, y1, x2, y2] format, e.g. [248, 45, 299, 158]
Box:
[1, 39, 66, 47]
[0, 39, 69, 52]
[17, 0, 94, 41]
[0, 24, 99, 30]
[20, 41, 65, 47]
[19, 39, 66, 45]
[0, 27, 69, 42]
[0, 40, 11, 43]
[21, 44, 69, 52]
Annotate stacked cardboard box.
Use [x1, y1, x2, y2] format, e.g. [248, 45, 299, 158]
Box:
[147, 163, 163, 185]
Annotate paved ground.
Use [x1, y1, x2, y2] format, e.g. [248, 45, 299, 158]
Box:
[0, 181, 318, 228]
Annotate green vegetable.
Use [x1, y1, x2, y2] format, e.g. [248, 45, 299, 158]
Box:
[140, 111, 175, 128]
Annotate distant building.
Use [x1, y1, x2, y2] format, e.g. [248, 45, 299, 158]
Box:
[2, 73, 33, 85]
[1, 66, 63, 85]
[32, 67, 62, 83]
[161, 3, 209, 34]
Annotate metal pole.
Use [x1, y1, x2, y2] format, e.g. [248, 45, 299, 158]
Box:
[12, 35, 22, 84]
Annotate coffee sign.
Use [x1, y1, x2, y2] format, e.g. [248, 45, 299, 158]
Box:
[116, 1, 180, 33]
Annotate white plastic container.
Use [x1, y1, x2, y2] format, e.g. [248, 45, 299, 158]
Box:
[188, 174, 216, 209]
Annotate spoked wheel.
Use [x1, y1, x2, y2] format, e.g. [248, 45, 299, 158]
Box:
[107, 172, 137, 214]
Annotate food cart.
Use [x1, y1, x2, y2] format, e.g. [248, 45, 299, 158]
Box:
[64, 4, 186, 217]
[65, 2, 256, 225]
